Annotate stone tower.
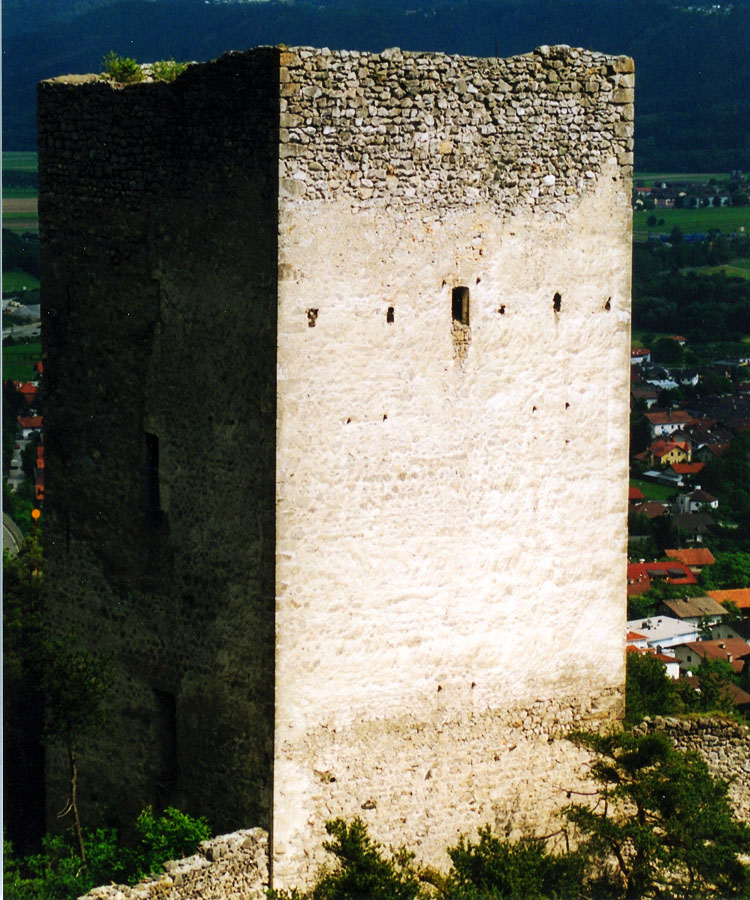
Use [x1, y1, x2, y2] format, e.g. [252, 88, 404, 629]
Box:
[38, 44, 633, 886]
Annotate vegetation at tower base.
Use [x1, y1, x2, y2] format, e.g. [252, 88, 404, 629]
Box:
[4, 806, 212, 900]
[270, 733, 750, 900]
[4, 537, 112, 862]
[624, 651, 679, 724]
[565, 730, 750, 900]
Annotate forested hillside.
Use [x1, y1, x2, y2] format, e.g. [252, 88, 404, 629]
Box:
[2, 0, 749, 171]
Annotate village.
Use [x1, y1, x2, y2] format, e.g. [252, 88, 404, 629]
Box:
[626, 329, 750, 714]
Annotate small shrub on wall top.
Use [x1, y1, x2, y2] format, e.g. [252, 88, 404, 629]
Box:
[102, 51, 143, 83]
[149, 58, 189, 83]
[101, 53, 189, 84]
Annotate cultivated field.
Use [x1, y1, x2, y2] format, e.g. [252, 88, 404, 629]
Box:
[3, 269, 40, 293]
[630, 477, 678, 502]
[3, 151, 38, 172]
[3, 151, 39, 232]
[693, 258, 750, 280]
[635, 172, 729, 186]
[633, 206, 750, 239]
[2, 340, 42, 381]
[2, 196, 39, 233]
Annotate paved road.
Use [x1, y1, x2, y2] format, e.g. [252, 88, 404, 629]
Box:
[2, 321, 40, 340]
[3, 512, 23, 556]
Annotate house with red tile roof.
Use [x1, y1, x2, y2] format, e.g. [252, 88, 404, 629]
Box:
[627, 561, 697, 596]
[665, 547, 715, 573]
[626, 630, 649, 648]
[628, 486, 645, 504]
[707, 589, 750, 613]
[649, 439, 690, 467]
[672, 639, 750, 675]
[631, 348, 651, 365]
[631, 501, 668, 520]
[17, 415, 43, 438]
[35, 444, 44, 503]
[645, 409, 696, 437]
[13, 380, 39, 405]
[670, 461, 704, 478]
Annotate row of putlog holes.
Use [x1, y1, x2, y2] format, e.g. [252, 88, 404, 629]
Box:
[307, 288, 611, 327]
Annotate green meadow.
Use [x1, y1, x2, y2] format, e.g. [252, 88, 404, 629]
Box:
[633, 206, 750, 237]
[3, 269, 40, 293]
[2, 340, 42, 381]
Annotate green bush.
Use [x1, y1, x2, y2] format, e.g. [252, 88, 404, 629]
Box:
[625, 650, 680, 724]
[270, 817, 581, 900]
[3, 807, 211, 900]
[270, 817, 422, 900]
[565, 730, 750, 899]
[128, 806, 211, 882]
[150, 58, 189, 83]
[102, 51, 143, 84]
[444, 828, 584, 900]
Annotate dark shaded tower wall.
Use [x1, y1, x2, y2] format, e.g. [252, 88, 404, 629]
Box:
[37, 49, 280, 833]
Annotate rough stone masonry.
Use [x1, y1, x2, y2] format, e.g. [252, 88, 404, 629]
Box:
[38, 43, 633, 888]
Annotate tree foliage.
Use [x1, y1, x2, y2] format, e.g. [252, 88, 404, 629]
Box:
[4, 807, 211, 900]
[102, 51, 143, 83]
[442, 828, 583, 900]
[676, 656, 739, 716]
[270, 736, 750, 900]
[624, 652, 679, 724]
[270, 817, 422, 900]
[699, 551, 750, 590]
[565, 730, 750, 900]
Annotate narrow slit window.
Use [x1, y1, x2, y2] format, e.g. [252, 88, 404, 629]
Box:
[144, 432, 162, 524]
[153, 688, 178, 796]
[452, 286, 470, 326]
[387, 306, 394, 323]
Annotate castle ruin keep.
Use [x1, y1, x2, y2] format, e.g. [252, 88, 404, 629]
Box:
[38, 44, 633, 886]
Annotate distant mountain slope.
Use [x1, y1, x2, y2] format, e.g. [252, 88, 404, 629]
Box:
[3, 0, 749, 171]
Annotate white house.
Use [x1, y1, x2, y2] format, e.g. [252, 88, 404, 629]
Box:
[626, 615, 699, 650]
[675, 486, 719, 515]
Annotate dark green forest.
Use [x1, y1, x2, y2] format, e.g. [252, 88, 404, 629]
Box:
[3, 0, 750, 171]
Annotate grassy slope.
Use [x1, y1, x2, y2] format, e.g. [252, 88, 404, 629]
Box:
[3, 341, 42, 381]
[3, 269, 40, 292]
[635, 172, 729, 186]
[3, 151, 38, 171]
[3, 152, 39, 232]
[633, 206, 750, 237]
[630, 477, 678, 502]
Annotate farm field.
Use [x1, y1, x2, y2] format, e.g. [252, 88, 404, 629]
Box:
[633, 206, 750, 239]
[3, 151, 38, 172]
[630, 477, 679, 503]
[3, 269, 40, 293]
[3, 340, 41, 381]
[2, 196, 38, 233]
[692, 258, 750, 280]
[3, 151, 39, 232]
[635, 172, 727, 186]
